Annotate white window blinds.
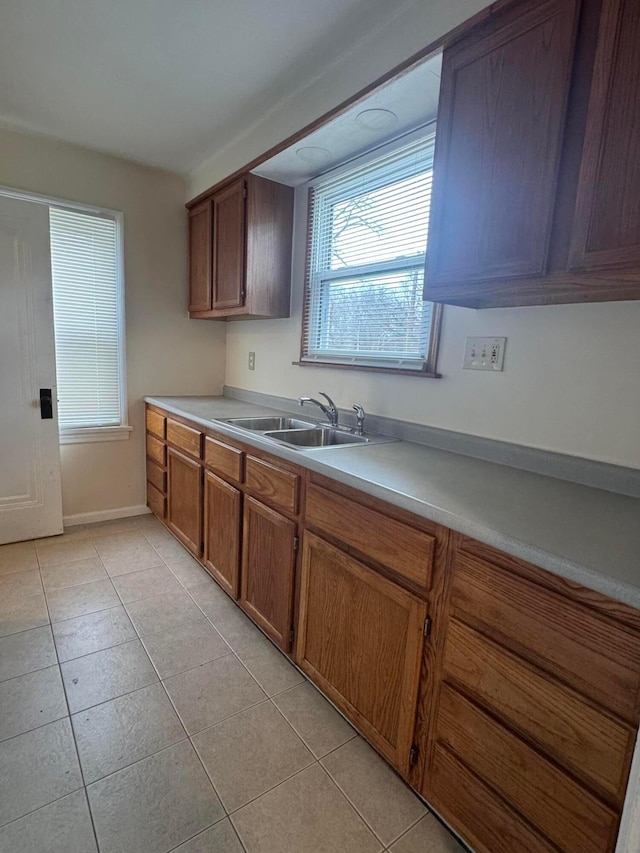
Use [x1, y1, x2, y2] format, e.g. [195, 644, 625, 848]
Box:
[302, 131, 437, 371]
[49, 207, 124, 431]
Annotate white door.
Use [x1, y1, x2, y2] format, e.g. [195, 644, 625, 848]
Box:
[0, 195, 63, 544]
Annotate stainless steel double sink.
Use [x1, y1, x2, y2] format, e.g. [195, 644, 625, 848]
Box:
[215, 416, 392, 451]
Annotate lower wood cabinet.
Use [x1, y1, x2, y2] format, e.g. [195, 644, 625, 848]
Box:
[421, 534, 640, 853]
[167, 447, 202, 557]
[295, 532, 427, 775]
[240, 496, 297, 651]
[203, 470, 241, 598]
[147, 405, 640, 853]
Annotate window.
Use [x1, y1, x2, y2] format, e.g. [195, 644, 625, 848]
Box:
[301, 130, 440, 375]
[49, 206, 129, 443]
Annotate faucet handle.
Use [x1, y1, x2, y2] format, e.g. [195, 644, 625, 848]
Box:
[352, 404, 365, 435]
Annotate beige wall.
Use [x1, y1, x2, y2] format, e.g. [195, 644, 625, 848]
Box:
[0, 126, 226, 518]
[189, 0, 640, 471]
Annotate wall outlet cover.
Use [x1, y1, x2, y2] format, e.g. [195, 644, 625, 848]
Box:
[463, 337, 506, 371]
[248, 351, 256, 371]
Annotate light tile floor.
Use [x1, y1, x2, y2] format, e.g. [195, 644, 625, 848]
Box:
[0, 514, 467, 853]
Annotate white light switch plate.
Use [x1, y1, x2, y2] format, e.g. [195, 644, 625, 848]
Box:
[463, 337, 506, 371]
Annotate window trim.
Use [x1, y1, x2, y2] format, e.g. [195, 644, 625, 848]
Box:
[0, 185, 130, 443]
[297, 127, 442, 378]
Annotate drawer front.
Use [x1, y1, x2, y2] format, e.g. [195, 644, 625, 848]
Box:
[204, 436, 243, 483]
[452, 552, 640, 722]
[245, 456, 299, 514]
[430, 744, 559, 853]
[436, 685, 618, 853]
[167, 419, 202, 459]
[146, 434, 166, 466]
[443, 618, 633, 803]
[306, 483, 434, 590]
[145, 408, 166, 439]
[425, 744, 558, 853]
[147, 459, 166, 494]
[147, 482, 166, 519]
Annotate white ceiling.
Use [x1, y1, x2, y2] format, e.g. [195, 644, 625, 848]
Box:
[253, 54, 442, 186]
[0, 0, 412, 174]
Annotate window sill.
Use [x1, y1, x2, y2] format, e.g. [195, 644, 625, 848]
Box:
[59, 426, 133, 445]
[293, 360, 441, 378]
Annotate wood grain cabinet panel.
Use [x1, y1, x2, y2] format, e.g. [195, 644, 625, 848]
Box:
[204, 436, 243, 484]
[569, 0, 640, 272]
[436, 685, 619, 853]
[146, 460, 166, 494]
[166, 419, 203, 460]
[429, 744, 561, 853]
[145, 409, 166, 440]
[212, 180, 246, 309]
[188, 200, 212, 313]
[245, 456, 299, 515]
[203, 471, 241, 599]
[425, 0, 580, 297]
[167, 447, 202, 557]
[296, 532, 427, 774]
[146, 482, 166, 520]
[443, 618, 634, 803]
[146, 434, 166, 467]
[241, 496, 297, 651]
[451, 551, 640, 722]
[305, 483, 434, 591]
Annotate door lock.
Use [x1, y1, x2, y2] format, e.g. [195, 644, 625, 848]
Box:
[39, 388, 53, 419]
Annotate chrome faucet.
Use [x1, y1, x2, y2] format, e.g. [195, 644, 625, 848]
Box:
[299, 392, 339, 427]
[352, 404, 365, 436]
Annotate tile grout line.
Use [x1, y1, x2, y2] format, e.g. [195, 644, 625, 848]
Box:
[33, 539, 103, 853]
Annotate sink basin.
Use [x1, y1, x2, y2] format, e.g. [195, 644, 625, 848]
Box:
[222, 417, 316, 431]
[264, 428, 370, 448]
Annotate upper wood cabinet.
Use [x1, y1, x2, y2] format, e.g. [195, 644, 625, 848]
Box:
[427, 0, 580, 289]
[187, 173, 294, 320]
[188, 201, 212, 313]
[425, 0, 640, 307]
[569, 0, 640, 273]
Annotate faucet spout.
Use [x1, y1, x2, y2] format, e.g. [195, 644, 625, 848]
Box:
[299, 392, 339, 427]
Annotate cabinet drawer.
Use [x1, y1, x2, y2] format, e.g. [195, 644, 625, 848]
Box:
[305, 483, 434, 591]
[443, 619, 633, 803]
[430, 744, 558, 853]
[145, 408, 166, 440]
[167, 419, 202, 459]
[436, 685, 618, 853]
[146, 434, 166, 466]
[451, 552, 640, 723]
[245, 456, 299, 514]
[204, 436, 243, 483]
[147, 482, 166, 519]
[146, 459, 166, 494]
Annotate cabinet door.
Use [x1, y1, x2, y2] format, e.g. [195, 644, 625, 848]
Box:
[188, 200, 212, 312]
[425, 0, 580, 298]
[569, 0, 640, 272]
[296, 532, 427, 774]
[203, 470, 241, 598]
[240, 496, 296, 651]
[167, 447, 202, 557]
[212, 179, 246, 309]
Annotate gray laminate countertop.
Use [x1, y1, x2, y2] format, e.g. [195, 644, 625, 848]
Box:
[145, 395, 640, 609]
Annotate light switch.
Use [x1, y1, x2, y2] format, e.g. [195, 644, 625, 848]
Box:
[463, 337, 506, 371]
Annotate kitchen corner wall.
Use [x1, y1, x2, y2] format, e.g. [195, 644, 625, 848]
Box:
[0, 126, 226, 519]
[188, 0, 640, 472]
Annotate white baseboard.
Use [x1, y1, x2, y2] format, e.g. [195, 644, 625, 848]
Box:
[64, 505, 151, 527]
